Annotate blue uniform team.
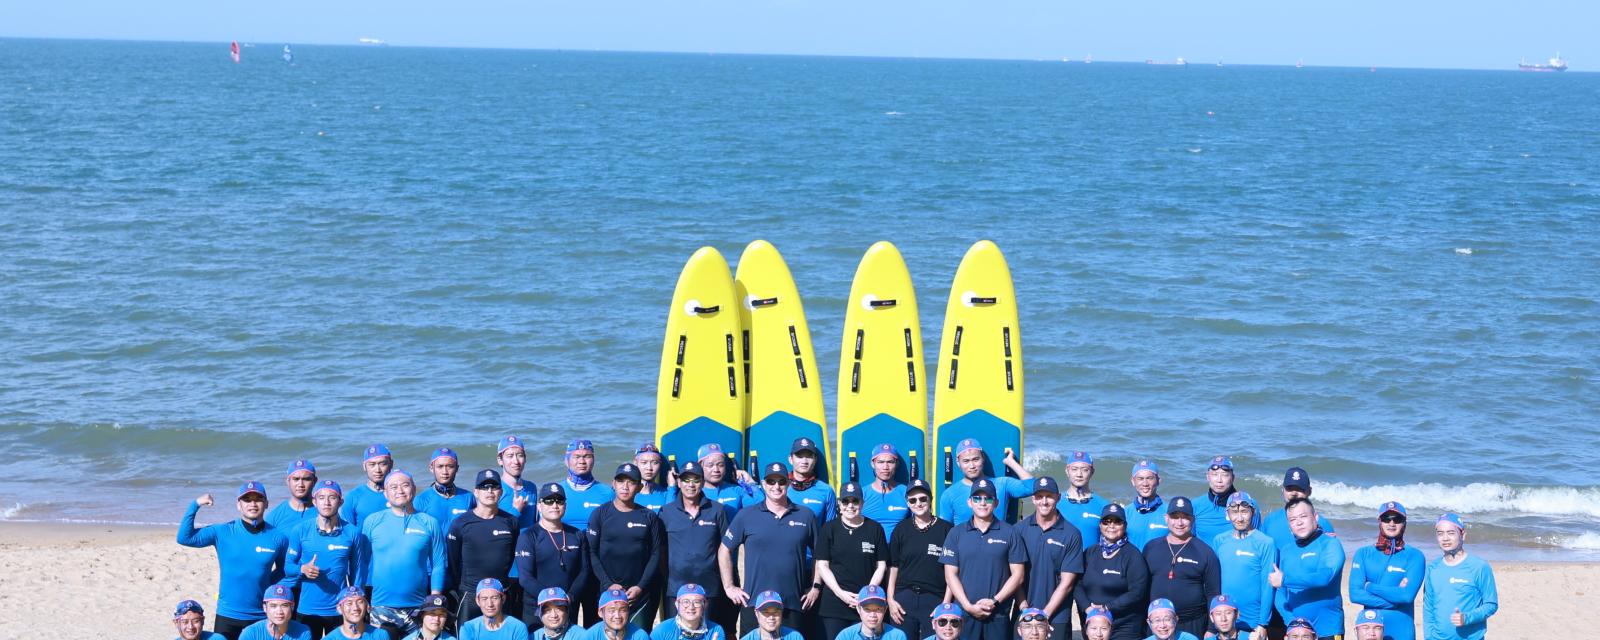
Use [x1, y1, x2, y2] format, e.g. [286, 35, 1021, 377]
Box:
[173, 439, 1499, 640]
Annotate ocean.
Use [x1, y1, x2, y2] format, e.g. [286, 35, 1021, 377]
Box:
[2, 38, 1596, 559]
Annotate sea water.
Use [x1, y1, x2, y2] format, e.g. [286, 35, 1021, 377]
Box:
[1, 39, 1596, 558]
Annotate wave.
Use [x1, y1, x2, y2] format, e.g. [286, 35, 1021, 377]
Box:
[1254, 476, 1600, 519]
[1557, 532, 1600, 550]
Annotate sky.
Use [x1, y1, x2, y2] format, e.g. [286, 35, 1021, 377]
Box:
[0, 0, 1589, 71]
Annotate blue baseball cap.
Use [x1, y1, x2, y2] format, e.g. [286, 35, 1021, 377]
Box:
[537, 587, 570, 606]
[1209, 594, 1237, 612]
[263, 583, 293, 603]
[363, 443, 391, 461]
[907, 478, 933, 495]
[1018, 608, 1049, 623]
[635, 443, 664, 459]
[1283, 467, 1311, 489]
[762, 461, 790, 479]
[1287, 618, 1316, 632]
[1067, 451, 1094, 467]
[871, 443, 899, 461]
[539, 482, 565, 500]
[383, 469, 412, 485]
[1167, 496, 1194, 517]
[1147, 598, 1176, 616]
[1226, 491, 1256, 508]
[857, 585, 887, 607]
[1437, 513, 1465, 531]
[286, 459, 316, 477]
[237, 481, 267, 500]
[1101, 502, 1126, 520]
[791, 437, 821, 455]
[173, 599, 204, 618]
[676, 583, 707, 599]
[337, 585, 365, 604]
[1379, 501, 1407, 519]
[1355, 609, 1385, 627]
[753, 590, 783, 610]
[476, 578, 505, 595]
[1208, 455, 1234, 471]
[598, 587, 629, 608]
[1084, 606, 1113, 625]
[955, 438, 983, 456]
[970, 478, 997, 498]
[931, 602, 962, 620]
[312, 479, 342, 497]
[431, 447, 457, 463]
[839, 482, 864, 501]
[1031, 476, 1060, 496]
[696, 443, 724, 462]
[1131, 459, 1161, 478]
[500, 435, 526, 454]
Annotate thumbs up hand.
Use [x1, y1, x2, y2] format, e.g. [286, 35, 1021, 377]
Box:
[301, 554, 321, 580]
[1452, 608, 1464, 627]
[1268, 564, 1283, 588]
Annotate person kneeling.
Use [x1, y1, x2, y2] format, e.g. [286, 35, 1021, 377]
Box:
[460, 579, 529, 640]
[1145, 599, 1199, 640]
[652, 584, 728, 640]
[832, 586, 905, 640]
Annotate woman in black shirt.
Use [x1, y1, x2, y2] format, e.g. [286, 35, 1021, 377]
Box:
[1074, 503, 1150, 640]
[886, 479, 952, 640]
[815, 481, 889, 640]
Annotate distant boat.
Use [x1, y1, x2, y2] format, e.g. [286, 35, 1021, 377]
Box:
[1145, 58, 1187, 66]
[1296, 59, 1304, 69]
[1084, 54, 1093, 64]
[358, 37, 388, 46]
[1062, 57, 1070, 63]
[230, 41, 240, 64]
[1519, 53, 1568, 72]
[1217, 60, 1223, 67]
[282, 45, 293, 64]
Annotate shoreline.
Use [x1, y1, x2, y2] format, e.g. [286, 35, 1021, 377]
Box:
[0, 521, 1591, 639]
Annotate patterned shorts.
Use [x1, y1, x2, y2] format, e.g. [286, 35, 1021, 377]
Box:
[370, 604, 421, 634]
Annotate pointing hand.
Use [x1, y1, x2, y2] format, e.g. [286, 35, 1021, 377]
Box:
[301, 554, 321, 580]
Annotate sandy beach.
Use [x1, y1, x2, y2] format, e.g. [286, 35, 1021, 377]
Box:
[0, 521, 1587, 639]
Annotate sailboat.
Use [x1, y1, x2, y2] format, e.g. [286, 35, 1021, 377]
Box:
[230, 41, 241, 64]
[282, 45, 293, 64]
[1295, 58, 1304, 69]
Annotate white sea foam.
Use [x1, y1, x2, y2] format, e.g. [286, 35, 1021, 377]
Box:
[884, 111, 905, 116]
[1559, 532, 1600, 550]
[1023, 448, 1062, 473]
[0, 503, 24, 519]
[1455, 247, 1473, 255]
[1252, 476, 1600, 519]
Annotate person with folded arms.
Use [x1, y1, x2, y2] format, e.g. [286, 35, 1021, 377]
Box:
[1348, 502, 1424, 640]
[177, 481, 289, 640]
[886, 479, 950, 640]
[1073, 503, 1148, 640]
[239, 584, 313, 640]
[940, 479, 1027, 640]
[283, 480, 368, 639]
[1422, 513, 1497, 640]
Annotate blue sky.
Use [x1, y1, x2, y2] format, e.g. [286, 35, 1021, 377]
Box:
[1, 0, 1588, 70]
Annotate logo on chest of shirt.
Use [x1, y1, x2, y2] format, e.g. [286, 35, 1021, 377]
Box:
[1235, 550, 1255, 558]
[626, 522, 647, 529]
[1386, 566, 1407, 573]
[719, 497, 738, 504]
[803, 498, 821, 505]
[1102, 569, 1121, 576]
[1148, 523, 1167, 530]
[925, 544, 944, 557]
[861, 542, 876, 554]
[405, 528, 428, 536]
[452, 508, 468, 515]
[1449, 577, 1469, 585]
[787, 521, 806, 528]
[1080, 513, 1101, 520]
[1174, 556, 1199, 565]
[254, 546, 274, 554]
[584, 502, 602, 509]
[1300, 552, 1318, 560]
[1046, 538, 1066, 548]
[985, 538, 1008, 545]
[697, 520, 716, 527]
[493, 529, 512, 536]
[887, 506, 905, 512]
[328, 544, 349, 551]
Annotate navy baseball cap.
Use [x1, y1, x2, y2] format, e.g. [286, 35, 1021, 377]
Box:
[173, 599, 204, 618]
[1283, 467, 1311, 489]
[762, 461, 790, 479]
[312, 480, 342, 497]
[614, 463, 642, 482]
[237, 481, 267, 500]
[753, 590, 783, 610]
[431, 447, 457, 463]
[1100, 502, 1126, 521]
[955, 438, 983, 456]
[419, 594, 449, 613]
[1131, 459, 1161, 478]
[1379, 501, 1407, 519]
[286, 459, 316, 477]
[537, 587, 570, 605]
[677, 460, 704, 477]
[1167, 496, 1194, 516]
[363, 443, 391, 461]
[476, 578, 505, 595]
[1067, 451, 1094, 467]
[1208, 455, 1234, 471]
[1031, 476, 1060, 496]
[871, 443, 899, 461]
[475, 469, 502, 488]
[539, 482, 566, 500]
[791, 437, 821, 455]
[970, 478, 997, 498]
[263, 583, 293, 603]
[499, 435, 525, 454]
[839, 482, 864, 501]
[907, 478, 932, 495]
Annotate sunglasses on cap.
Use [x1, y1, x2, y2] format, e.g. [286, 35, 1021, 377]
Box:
[1019, 612, 1048, 623]
[1208, 464, 1231, 471]
[934, 618, 962, 628]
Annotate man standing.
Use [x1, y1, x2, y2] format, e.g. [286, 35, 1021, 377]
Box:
[516, 484, 592, 624]
[1192, 457, 1237, 545]
[780, 437, 836, 523]
[1209, 492, 1274, 638]
[1268, 498, 1343, 640]
[495, 436, 537, 530]
[886, 478, 950, 640]
[1056, 452, 1110, 547]
[1422, 514, 1497, 640]
[587, 463, 666, 630]
[327, 586, 388, 640]
[344, 444, 395, 529]
[632, 444, 674, 514]
[719, 461, 820, 637]
[1348, 501, 1424, 640]
[1126, 460, 1169, 550]
[561, 439, 616, 531]
[1142, 496, 1220, 639]
[940, 479, 1027, 640]
[862, 443, 911, 538]
[283, 480, 368, 639]
[362, 470, 448, 639]
[417, 448, 474, 533]
[267, 459, 318, 532]
[659, 460, 733, 631]
[832, 586, 907, 640]
[239, 584, 313, 640]
[649, 584, 728, 640]
[449, 469, 522, 623]
[176, 481, 289, 640]
[1017, 477, 1084, 640]
[937, 439, 1032, 525]
[459, 579, 529, 640]
[174, 599, 226, 640]
[1259, 469, 1335, 556]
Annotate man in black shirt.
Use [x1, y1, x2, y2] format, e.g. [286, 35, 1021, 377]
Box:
[586, 463, 666, 631]
[815, 481, 889, 640]
[515, 483, 591, 625]
[447, 469, 521, 623]
[1141, 496, 1219, 638]
[887, 478, 950, 640]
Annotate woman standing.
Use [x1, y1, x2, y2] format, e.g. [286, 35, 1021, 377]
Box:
[1074, 503, 1150, 640]
[814, 482, 889, 640]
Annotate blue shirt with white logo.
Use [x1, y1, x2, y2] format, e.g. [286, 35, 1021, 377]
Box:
[238, 620, 313, 640]
[1349, 544, 1426, 640]
[1422, 553, 1497, 640]
[649, 618, 727, 640]
[1275, 531, 1345, 637]
[360, 510, 447, 607]
[563, 481, 617, 530]
[1126, 497, 1170, 550]
[1057, 493, 1111, 547]
[281, 519, 368, 616]
[341, 483, 390, 530]
[175, 500, 288, 621]
[833, 623, 907, 640]
[1211, 529, 1278, 629]
[861, 482, 909, 538]
[937, 476, 1031, 525]
[415, 484, 475, 532]
[703, 480, 754, 519]
[460, 616, 531, 640]
[266, 500, 316, 533]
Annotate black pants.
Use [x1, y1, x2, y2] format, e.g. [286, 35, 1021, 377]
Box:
[738, 607, 809, 639]
[298, 613, 343, 639]
[212, 614, 258, 640]
[822, 615, 856, 640]
[893, 588, 941, 640]
[1177, 615, 1207, 638]
[1048, 620, 1072, 640]
[959, 611, 1011, 640]
[629, 588, 661, 631]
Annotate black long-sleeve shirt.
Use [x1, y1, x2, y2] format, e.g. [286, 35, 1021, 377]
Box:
[1142, 536, 1221, 623]
[1075, 542, 1150, 640]
[515, 521, 591, 598]
[446, 510, 519, 594]
[586, 502, 665, 591]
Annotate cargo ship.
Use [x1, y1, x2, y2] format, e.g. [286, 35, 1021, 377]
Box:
[1519, 54, 1568, 72]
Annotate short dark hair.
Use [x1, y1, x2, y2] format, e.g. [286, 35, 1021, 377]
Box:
[1284, 496, 1315, 514]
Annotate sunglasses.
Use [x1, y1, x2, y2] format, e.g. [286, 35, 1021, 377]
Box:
[934, 618, 962, 628]
[906, 495, 930, 504]
[1380, 515, 1406, 524]
[764, 478, 790, 486]
[970, 495, 996, 504]
[541, 498, 565, 505]
[839, 498, 862, 505]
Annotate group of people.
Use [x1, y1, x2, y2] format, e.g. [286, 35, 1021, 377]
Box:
[173, 436, 1500, 640]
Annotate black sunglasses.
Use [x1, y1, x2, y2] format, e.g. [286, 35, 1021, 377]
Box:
[934, 618, 962, 628]
[1380, 515, 1406, 524]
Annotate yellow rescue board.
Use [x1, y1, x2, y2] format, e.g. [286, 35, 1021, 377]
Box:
[656, 246, 747, 468]
[736, 240, 830, 481]
[836, 241, 927, 486]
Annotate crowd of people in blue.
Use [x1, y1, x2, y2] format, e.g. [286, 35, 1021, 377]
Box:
[171, 436, 1499, 640]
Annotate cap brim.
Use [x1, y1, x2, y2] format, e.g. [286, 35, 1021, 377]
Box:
[238, 490, 266, 499]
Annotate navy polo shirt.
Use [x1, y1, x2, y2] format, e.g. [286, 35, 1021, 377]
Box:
[939, 518, 1028, 604]
[722, 499, 818, 611]
[660, 495, 730, 597]
[1017, 514, 1086, 623]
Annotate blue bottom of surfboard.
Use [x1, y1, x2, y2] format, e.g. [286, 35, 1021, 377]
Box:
[933, 409, 1022, 490]
[838, 412, 925, 486]
[662, 416, 744, 469]
[747, 410, 828, 483]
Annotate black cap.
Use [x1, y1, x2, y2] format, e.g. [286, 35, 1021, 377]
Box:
[419, 593, 449, 614]
[475, 469, 502, 489]
[791, 437, 821, 456]
[1167, 496, 1194, 517]
[762, 461, 790, 479]
[677, 460, 704, 478]
[1031, 476, 1060, 496]
[1101, 502, 1126, 521]
[1283, 467, 1311, 490]
[970, 479, 997, 498]
[839, 482, 863, 501]
[906, 478, 932, 495]
[614, 463, 642, 482]
[539, 482, 566, 500]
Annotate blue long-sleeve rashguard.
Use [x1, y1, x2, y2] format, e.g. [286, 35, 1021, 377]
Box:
[1423, 554, 1498, 640]
[360, 509, 447, 608]
[176, 500, 288, 621]
[1349, 544, 1426, 640]
[281, 518, 368, 616]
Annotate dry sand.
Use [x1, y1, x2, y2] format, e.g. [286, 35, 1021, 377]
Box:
[0, 521, 1588, 639]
